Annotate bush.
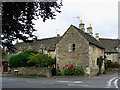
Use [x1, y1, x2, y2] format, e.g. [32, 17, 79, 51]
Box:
[27, 52, 55, 67]
[56, 67, 61, 76]
[24, 50, 38, 55]
[8, 50, 38, 68]
[63, 64, 84, 75]
[9, 53, 29, 67]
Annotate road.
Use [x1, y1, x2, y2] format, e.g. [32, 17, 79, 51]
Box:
[2, 73, 120, 88]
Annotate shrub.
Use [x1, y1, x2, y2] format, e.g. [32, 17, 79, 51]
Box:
[8, 50, 38, 68]
[27, 52, 55, 67]
[9, 53, 29, 67]
[63, 64, 84, 75]
[24, 50, 38, 55]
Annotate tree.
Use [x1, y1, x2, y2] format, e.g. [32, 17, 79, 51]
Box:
[1, 1, 62, 52]
[27, 52, 55, 67]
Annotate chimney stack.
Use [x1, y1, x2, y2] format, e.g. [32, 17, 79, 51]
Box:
[87, 24, 93, 36]
[79, 20, 85, 31]
[57, 34, 60, 37]
[95, 33, 99, 41]
[16, 40, 19, 44]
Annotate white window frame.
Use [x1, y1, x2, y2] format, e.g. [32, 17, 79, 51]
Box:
[69, 44, 72, 52]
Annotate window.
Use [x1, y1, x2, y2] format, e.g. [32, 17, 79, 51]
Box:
[69, 44, 72, 52]
[93, 45, 95, 51]
[73, 44, 75, 51]
[40, 48, 43, 52]
[69, 44, 75, 52]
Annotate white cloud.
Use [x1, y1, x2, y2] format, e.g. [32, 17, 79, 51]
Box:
[33, 0, 119, 39]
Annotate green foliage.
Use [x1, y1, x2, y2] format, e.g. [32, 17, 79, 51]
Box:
[27, 52, 55, 67]
[9, 53, 29, 67]
[63, 64, 84, 75]
[56, 67, 61, 76]
[8, 50, 38, 67]
[24, 50, 38, 55]
[2, 2, 62, 51]
[17, 74, 46, 77]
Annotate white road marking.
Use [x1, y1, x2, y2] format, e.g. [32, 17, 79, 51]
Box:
[56, 81, 71, 83]
[10, 79, 13, 80]
[107, 77, 118, 88]
[67, 84, 88, 87]
[73, 81, 83, 84]
[114, 78, 119, 88]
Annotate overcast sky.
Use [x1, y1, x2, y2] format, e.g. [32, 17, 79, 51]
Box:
[32, 0, 119, 39]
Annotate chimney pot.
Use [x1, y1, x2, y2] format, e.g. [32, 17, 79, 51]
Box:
[87, 24, 93, 36]
[57, 34, 60, 37]
[79, 20, 85, 31]
[95, 33, 99, 41]
[16, 40, 19, 44]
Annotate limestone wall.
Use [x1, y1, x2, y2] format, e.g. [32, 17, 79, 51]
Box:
[105, 53, 118, 63]
[89, 44, 104, 75]
[48, 51, 56, 58]
[56, 26, 89, 71]
[10, 67, 53, 77]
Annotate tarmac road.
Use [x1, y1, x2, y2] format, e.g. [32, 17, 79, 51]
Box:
[2, 73, 120, 88]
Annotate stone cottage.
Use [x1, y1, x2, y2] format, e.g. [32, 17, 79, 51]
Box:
[7, 21, 119, 76]
[99, 38, 119, 63]
[56, 22, 105, 76]
[15, 36, 61, 59]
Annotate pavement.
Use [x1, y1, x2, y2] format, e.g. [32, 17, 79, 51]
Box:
[1, 72, 120, 88]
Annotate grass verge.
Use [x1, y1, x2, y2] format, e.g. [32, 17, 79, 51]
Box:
[17, 74, 46, 77]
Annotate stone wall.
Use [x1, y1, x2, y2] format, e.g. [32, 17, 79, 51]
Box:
[56, 26, 89, 72]
[89, 44, 104, 75]
[10, 67, 53, 77]
[107, 68, 118, 73]
[48, 51, 56, 59]
[105, 53, 118, 63]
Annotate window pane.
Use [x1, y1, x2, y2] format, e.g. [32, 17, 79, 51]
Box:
[40, 49, 43, 52]
[73, 44, 75, 51]
[69, 44, 72, 52]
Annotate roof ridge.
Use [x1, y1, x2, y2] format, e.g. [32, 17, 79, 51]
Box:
[100, 38, 118, 40]
[37, 36, 61, 41]
[72, 25, 103, 48]
[72, 25, 104, 48]
[16, 36, 61, 45]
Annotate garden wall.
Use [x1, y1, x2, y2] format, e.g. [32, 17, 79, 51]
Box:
[107, 68, 118, 73]
[10, 67, 53, 77]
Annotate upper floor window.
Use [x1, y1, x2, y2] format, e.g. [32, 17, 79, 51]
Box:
[69, 44, 72, 52]
[93, 45, 95, 51]
[69, 44, 75, 52]
[73, 44, 75, 51]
